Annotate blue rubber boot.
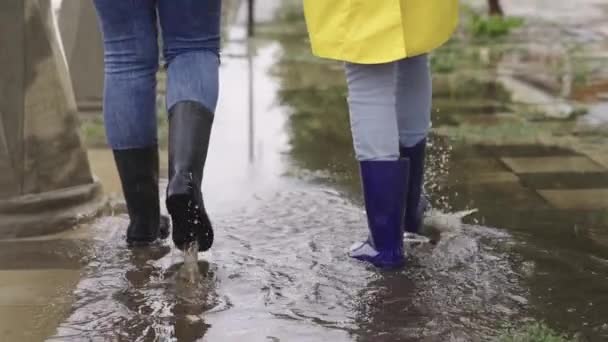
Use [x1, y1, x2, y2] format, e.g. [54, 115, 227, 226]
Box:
[349, 159, 409, 269]
[400, 139, 428, 235]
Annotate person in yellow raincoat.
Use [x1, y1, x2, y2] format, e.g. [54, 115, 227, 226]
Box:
[303, 0, 459, 268]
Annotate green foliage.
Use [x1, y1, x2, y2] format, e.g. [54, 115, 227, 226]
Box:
[572, 61, 591, 88]
[156, 96, 169, 148]
[433, 76, 512, 103]
[79, 96, 169, 149]
[80, 116, 106, 148]
[468, 14, 524, 40]
[276, 0, 304, 24]
[431, 50, 459, 73]
[497, 323, 573, 342]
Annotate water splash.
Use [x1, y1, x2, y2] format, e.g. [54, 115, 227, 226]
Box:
[177, 242, 201, 285]
[424, 208, 479, 235]
[404, 209, 479, 247]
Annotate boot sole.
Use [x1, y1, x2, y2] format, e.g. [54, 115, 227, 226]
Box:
[166, 194, 214, 252]
[351, 254, 405, 270]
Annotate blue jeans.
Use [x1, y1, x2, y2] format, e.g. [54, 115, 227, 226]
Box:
[345, 55, 432, 161]
[93, 0, 221, 150]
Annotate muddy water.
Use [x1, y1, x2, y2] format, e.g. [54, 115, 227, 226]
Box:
[48, 8, 608, 342]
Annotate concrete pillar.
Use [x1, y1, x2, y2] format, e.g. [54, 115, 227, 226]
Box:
[55, 0, 104, 115]
[0, 0, 105, 238]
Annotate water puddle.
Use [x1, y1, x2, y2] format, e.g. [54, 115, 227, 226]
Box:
[48, 184, 528, 341]
[44, 2, 608, 341]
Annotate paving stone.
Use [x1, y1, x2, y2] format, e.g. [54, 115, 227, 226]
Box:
[589, 153, 608, 169]
[457, 158, 510, 173]
[519, 172, 608, 190]
[0, 269, 79, 306]
[463, 172, 520, 184]
[538, 189, 608, 210]
[587, 227, 608, 249]
[476, 145, 577, 158]
[451, 181, 551, 214]
[502, 156, 606, 174]
[0, 239, 91, 270]
[0, 305, 71, 342]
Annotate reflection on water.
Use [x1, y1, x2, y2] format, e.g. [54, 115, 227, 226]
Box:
[51, 218, 222, 341]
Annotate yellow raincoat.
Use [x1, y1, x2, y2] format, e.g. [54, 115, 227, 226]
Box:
[303, 0, 459, 64]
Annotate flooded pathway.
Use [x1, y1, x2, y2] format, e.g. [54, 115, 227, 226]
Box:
[2, 1, 607, 341]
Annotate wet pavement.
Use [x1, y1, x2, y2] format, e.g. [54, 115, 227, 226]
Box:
[2, 1, 608, 341]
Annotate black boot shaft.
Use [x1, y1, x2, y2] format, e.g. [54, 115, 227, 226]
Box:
[168, 101, 214, 189]
[166, 101, 215, 251]
[113, 147, 163, 244]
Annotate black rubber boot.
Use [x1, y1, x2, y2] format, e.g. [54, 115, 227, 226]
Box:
[166, 101, 214, 252]
[113, 147, 170, 247]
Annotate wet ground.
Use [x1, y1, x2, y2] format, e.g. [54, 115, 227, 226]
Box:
[2, 1, 608, 341]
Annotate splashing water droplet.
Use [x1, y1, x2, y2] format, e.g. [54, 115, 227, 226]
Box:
[179, 242, 200, 285]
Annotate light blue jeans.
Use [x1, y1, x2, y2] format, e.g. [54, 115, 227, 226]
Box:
[345, 55, 432, 161]
[93, 0, 221, 150]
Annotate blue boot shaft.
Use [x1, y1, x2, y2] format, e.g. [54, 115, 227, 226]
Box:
[350, 159, 409, 269]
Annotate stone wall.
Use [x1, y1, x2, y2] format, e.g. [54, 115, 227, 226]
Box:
[55, 1, 104, 114]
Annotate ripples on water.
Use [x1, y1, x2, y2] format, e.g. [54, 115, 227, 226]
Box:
[50, 181, 528, 341]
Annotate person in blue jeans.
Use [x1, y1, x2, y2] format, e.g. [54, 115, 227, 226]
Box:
[93, 0, 220, 251]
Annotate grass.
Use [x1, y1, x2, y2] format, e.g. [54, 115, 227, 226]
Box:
[468, 13, 525, 40]
[497, 323, 573, 342]
[431, 48, 461, 74]
[79, 95, 169, 149]
[80, 115, 106, 148]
